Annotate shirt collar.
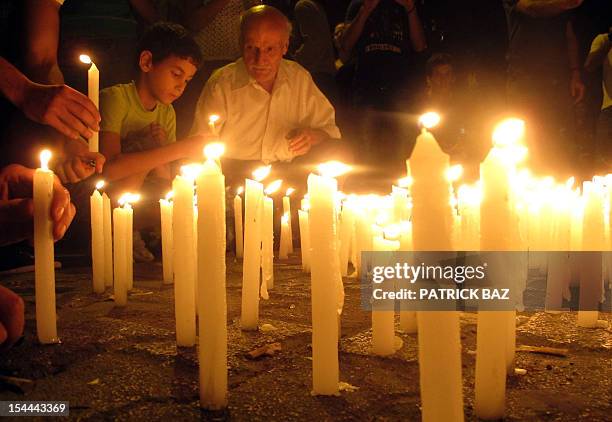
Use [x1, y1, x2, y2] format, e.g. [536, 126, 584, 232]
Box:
[231, 58, 290, 92]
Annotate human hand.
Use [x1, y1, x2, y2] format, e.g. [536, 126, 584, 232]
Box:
[181, 135, 210, 158]
[570, 71, 585, 104]
[0, 164, 76, 245]
[0, 286, 24, 351]
[150, 123, 168, 146]
[55, 150, 106, 184]
[18, 82, 101, 141]
[287, 128, 321, 157]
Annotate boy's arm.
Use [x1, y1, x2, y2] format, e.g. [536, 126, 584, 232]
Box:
[100, 131, 207, 181]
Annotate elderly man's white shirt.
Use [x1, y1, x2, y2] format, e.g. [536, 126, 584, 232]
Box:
[191, 58, 341, 162]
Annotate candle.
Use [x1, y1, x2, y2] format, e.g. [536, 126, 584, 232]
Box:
[208, 114, 220, 136]
[172, 166, 198, 346]
[279, 213, 290, 260]
[371, 235, 399, 356]
[263, 179, 282, 294]
[79, 54, 99, 152]
[90, 180, 105, 293]
[234, 186, 244, 258]
[338, 199, 354, 277]
[113, 194, 129, 306]
[241, 165, 269, 330]
[103, 192, 113, 287]
[298, 208, 311, 272]
[283, 188, 294, 254]
[125, 194, 137, 292]
[34, 149, 59, 344]
[397, 220, 417, 333]
[309, 161, 350, 395]
[196, 144, 227, 409]
[409, 113, 463, 422]
[159, 191, 174, 284]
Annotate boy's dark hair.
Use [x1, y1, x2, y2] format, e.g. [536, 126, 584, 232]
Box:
[136, 22, 202, 69]
[426, 53, 454, 77]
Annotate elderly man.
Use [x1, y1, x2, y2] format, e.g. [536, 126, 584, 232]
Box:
[191, 5, 347, 184]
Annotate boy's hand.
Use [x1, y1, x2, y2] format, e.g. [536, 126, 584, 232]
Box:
[150, 123, 168, 146]
[0, 286, 24, 351]
[181, 135, 210, 158]
[55, 151, 106, 184]
[0, 164, 76, 245]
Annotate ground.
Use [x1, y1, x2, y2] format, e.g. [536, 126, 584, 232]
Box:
[0, 254, 611, 421]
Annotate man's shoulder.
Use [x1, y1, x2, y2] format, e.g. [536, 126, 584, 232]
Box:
[281, 59, 314, 82]
[207, 61, 241, 86]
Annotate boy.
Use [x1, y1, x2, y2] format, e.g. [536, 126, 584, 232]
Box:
[100, 22, 205, 260]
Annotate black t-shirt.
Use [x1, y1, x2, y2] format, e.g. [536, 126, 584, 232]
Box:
[346, 0, 416, 96]
[503, 0, 570, 78]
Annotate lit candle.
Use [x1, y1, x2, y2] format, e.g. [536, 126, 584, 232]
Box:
[79, 54, 99, 152]
[338, 198, 354, 277]
[125, 193, 138, 292]
[309, 161, 350, 395]
[208, 114, 220, 136]
[234, 186, 244, 258]
[196, 143, 227, 409]
[34, 149, 59, 344]
[298, 206, 311, 273]
[172, 165, 199, 346]
[283, 188, 295, 254]
[409, 112, 463, 422]
[103, 191, 113, 287]
[159, 191, 174, 284]
[241, 165, 270, 330]
[263, 179, 282, 294]
[113, 194, 130, 307]
[279, 212, 290, 259]
[90, 180, 105, 293]
[371, 235, 399, 356]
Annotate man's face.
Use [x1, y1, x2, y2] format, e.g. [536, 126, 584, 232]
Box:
[429, 64, 455, 97]
[241, 20, 288, 88]
[143, 54, 197, 105]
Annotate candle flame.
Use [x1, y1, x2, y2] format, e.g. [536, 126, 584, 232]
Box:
[281, 212, 289, 224]
[120, 192, 140, 207]
[79, 54, 92, 64]
[398, 176, 413, 188]
[265, 179, 282, 195]
[384, 224, 401, 240]
[445, 164, 463, 182]
[286, 187, 295, 196]
[317, 161, 352, 178]
[203, 142, 225, 160]
[252, 165, 271, 182]
[419, 111, 441, 129]
[95, 180, 105, 190]
[565, 176, 575, 190]
[181, 163, 203, 181]
[492, 118, 525, 147]
[40, 149, 51, 171]
[209, 114, 220, 124]
[165, 191, 174, 201]
[237, 186, 244, 195]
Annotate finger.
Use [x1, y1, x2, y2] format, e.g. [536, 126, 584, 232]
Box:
[62, 161, 80, 184]
[66, 101, 97, 137]
[83, 152, 105, 173]
[55, 165, 68, 184]
[47, 114, 79, 140]
[58, 110, 92, 141]
[0, 286, 25, 347]
[51, 179, 70, 222]
[72, 156, 94, 180]
[289, 137, 309, 151]
[289, 133, 306, 146]
[68, 88, 101, 125]
[0, 198, 34, 224]
[54, 202, 75, 241]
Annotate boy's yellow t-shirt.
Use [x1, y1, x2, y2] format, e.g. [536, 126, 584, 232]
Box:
[100, 81, 176, 153]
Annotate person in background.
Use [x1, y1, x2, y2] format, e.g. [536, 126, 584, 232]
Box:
[503, 0, 586, 176]
[99, 22, 205, 261]
[584, 27, 612, 165]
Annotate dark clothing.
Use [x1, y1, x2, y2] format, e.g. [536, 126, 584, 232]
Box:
[346, 0, 419, 109]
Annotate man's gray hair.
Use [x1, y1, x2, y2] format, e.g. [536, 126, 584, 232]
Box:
[239, 5, 292, 44]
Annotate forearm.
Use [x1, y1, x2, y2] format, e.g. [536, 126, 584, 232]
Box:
[102, 142, 186, 181]
[182, 0, 228, 32]
[0, 58, 31, 108]
[566, 21, 581, 71]
[406, 7, 427, 52]
[340, 8, 371, 62]
[516, 0, 580, 17]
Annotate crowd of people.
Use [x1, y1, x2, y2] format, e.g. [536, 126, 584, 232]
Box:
[0, 0, 610, 348]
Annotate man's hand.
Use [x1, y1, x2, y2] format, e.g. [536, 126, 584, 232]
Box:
[18, 82, 101, 141]
[287, 128, 326, 157]
[0, 164, 76, 245]
[150, 123, 168, 146]
[0, 286, 24, 351]
[570, 71, 585, 104]
[55, 151, 106, 184]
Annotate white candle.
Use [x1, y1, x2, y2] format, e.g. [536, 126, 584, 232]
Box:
[113, 197, 128, 307]
[234, 187, 244, 258]
[338, 200, 354, 277]
[279, 212, 290, 259]
[173, 170, 197, 346]
[34, 149, 59, 344]
[241, 165, 269, 330]
[125, 196, 135, 291]
[283, 188, 294, 253]
[160, 191, 174, 284]
[371, 236, 399, 356]
[102, 192, 113, 287]
[409, 113, 463, 422]
[298, 208, 311, 272]
[79, 54, 99, 152]
[90, 180, 105, 293]
[261, 196, 274, 298]
[196, 145, 227, 409]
